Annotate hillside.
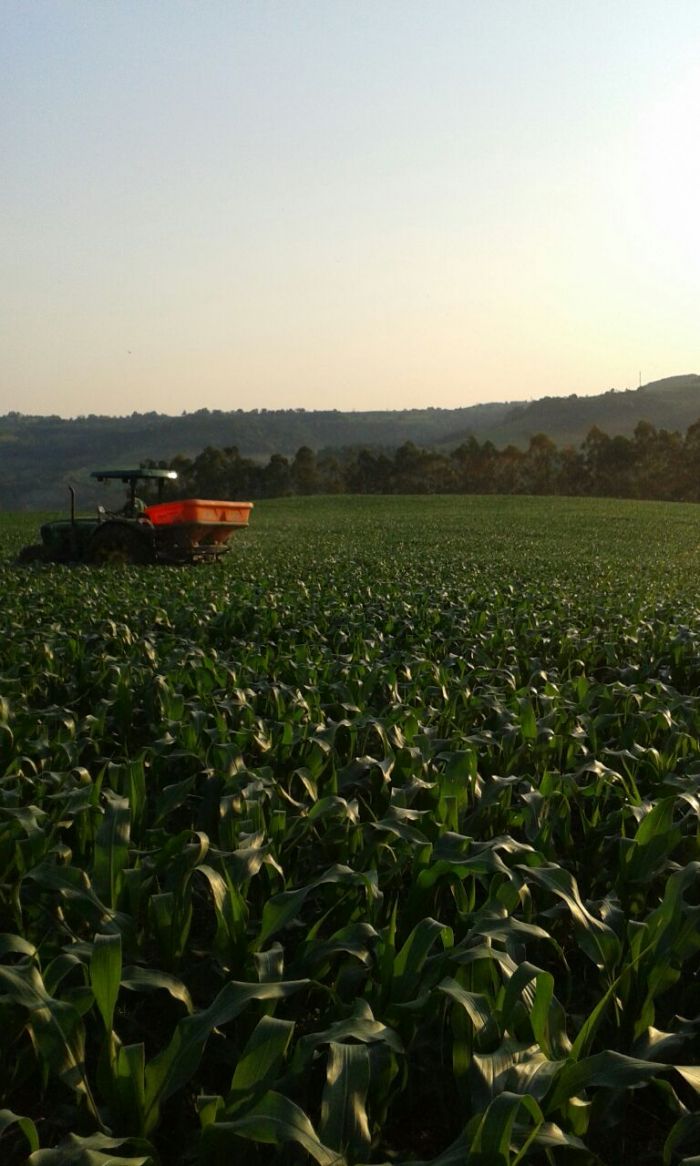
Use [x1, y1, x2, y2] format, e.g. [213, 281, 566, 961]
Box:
[2, 373, 699, 509]
[460, 374, 700, 449]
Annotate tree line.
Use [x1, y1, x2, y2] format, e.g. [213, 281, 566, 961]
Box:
[145, 418, 700, 503]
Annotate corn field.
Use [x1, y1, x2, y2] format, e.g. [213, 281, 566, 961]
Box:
[1, 495, 700, 1165]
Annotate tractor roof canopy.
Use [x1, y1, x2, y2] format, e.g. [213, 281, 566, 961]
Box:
[91, 469, 178, 483]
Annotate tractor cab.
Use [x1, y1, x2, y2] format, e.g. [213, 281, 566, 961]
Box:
[91, 468, 178, 519]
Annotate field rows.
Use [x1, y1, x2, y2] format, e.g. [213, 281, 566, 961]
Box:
[1, 497, 700, 1164]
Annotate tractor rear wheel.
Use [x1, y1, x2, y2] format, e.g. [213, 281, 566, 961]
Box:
[88, 523, 153, 566]
[17, 543, 47, 564]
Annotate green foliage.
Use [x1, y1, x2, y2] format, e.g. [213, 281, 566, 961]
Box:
[1, 495, 700, 1163]
[3, 373, 700, 509]
[142, 413, 700, 503]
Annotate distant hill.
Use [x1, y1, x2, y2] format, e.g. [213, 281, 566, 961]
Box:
[2, 373, 699, 509]
[445, 374, 700, 450]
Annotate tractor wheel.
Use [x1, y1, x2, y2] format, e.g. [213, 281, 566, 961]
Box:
[88, 523, 153, 566]
[17, 543, 47, 564]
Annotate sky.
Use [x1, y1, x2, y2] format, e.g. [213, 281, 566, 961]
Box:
[2, 1, 699, 418]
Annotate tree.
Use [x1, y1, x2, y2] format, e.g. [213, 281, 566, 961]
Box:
[522, 433, 558, 494]
[262, 453, 291, 497]
[291, 447, 319, 495]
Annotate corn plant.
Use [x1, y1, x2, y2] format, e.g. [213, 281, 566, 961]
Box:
[1, 495, 700, 1164]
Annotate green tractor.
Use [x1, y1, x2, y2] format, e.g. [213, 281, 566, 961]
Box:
[18, 468, 253, 565]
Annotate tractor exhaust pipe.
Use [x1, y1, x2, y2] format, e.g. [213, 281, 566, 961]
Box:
[69, 485, 76, 525]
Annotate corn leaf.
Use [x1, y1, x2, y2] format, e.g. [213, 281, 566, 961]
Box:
[143, 978, 308, 1133]
[0, 1108, 40, 1154]
[225, 1015, 294, 1116]
[90, 932, 122, 1033]
[319, 1041, 371, 1159]
[202, 1090, 345, 1165]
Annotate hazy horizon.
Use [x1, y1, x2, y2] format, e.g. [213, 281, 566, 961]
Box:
[3, 2, 699, 417]
[2, 370, 698, 423]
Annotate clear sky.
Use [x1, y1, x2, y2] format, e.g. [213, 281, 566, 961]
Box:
[2, 1, 699, 417]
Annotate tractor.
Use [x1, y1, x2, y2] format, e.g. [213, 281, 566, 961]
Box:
[17, 468, 253, 565]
